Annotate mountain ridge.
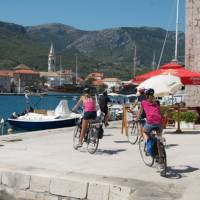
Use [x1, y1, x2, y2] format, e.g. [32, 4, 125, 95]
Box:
[0, 21, 185, 80]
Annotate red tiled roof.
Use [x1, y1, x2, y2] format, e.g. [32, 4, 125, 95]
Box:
[0, 70, 13, 77]
[14, 69, 40, 75]
[92, 80, 105, 86]
[87, 72, 103, 77]
[86, 72, 104, 80]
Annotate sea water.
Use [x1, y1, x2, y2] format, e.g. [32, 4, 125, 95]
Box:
[0, 92, 80, 134]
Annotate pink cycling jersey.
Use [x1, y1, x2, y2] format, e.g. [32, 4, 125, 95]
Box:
[141, 100, 161, 125]
[83, 97, 96, 112]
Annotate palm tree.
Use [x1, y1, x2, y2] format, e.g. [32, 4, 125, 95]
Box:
[40, 76, 48, 87]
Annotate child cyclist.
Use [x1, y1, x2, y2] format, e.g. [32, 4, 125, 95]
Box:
[135, 88, 162, 143]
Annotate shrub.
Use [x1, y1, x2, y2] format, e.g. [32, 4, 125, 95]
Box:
[181, 111, 198, 123]
[160, 106, 170, 117]
[172, 111, 198, 123]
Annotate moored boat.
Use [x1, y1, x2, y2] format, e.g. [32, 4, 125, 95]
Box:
[7, 100, 81, 131]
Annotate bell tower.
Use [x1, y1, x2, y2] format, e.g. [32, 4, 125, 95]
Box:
[48, 43, 56, 72]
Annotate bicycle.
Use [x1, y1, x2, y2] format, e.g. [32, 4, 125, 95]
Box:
[73, 116, 102, 154]
[127, 119, 145, 145]
[98, 111, 106, 128]
[138, 127, 167, 177]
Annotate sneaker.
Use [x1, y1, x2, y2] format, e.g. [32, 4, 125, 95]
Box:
[158, 163, 165, 170]
[76, 142, 83, 148]
[105, 122, 109, 127]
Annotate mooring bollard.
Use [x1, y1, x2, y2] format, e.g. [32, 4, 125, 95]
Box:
[7, 128, 13, 135]
[0, 118, 4, 135]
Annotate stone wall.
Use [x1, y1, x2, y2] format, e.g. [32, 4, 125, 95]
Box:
[0, 168, 182, 200]
[0, 169, 134, 200]
[185, 0, 200, 106]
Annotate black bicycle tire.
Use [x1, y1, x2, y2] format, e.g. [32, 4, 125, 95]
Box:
[73, 125, 81, 150]
[87, 128, 99, 154]
[160, 145, 167, 177]
[138, 136, 154, 167]
[127, 122, 139, 144]
[100, 113, 106, 128]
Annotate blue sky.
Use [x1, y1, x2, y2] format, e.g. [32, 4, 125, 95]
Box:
[0, 0, 185, 31]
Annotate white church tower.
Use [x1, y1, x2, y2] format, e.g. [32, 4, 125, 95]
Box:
[48, 43, 56, 72]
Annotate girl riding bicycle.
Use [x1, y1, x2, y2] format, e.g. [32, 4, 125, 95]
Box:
[136, 88, 166, 172]
[72, 88, 97, 148]
[136, 88, 162, 142]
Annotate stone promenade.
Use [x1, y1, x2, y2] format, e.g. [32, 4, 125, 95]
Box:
[0, 121, 199, 200]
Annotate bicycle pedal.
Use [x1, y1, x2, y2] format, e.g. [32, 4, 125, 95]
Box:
[160, 137, 166, 144]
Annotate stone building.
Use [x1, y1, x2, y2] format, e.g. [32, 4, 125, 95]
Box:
[13, 64, 40, 93]
[185, 0, 200, 106]
[0, 70, 13, 92]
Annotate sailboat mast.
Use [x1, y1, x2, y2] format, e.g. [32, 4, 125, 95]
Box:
[152, 51, 156, 70]
[133, 44, 137, 77]
[59, 56, 62, 86]
[174, 0, 179, 62]
[75, 55, 78, 84]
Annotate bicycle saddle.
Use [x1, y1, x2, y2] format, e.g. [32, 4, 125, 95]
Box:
[89, 119, 98, 124]
[151, 127, 160, 132]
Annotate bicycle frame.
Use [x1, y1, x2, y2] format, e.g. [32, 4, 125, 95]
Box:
[127, 119, 146, 145]
[73, 116, 100, 154]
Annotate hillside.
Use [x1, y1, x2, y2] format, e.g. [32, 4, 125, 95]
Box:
[0, 21, 185, 80]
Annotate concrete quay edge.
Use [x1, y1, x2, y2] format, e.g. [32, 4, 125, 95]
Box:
[0, 165, 185, 200]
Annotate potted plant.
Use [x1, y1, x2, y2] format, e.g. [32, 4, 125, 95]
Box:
[173, 111, 198, 129]
[181, 111, 198, 128]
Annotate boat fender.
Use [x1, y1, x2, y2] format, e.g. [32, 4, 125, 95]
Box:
[7, 128, 13, 134]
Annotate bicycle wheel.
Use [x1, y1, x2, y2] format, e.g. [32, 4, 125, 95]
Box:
[73, 125, 81, 150]
[127, 122, 139, 144]
[109, 112, 116, 121]
[87, 127, 99, 154]
[100, 113, 106, 128]
[159, 144, 167, 177]
[138, 136, 154, 167]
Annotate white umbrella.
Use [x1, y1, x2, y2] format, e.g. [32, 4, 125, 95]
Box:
[137, 74, 183, 97]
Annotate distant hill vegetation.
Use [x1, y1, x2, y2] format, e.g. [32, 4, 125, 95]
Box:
[0, 21, 185, 80]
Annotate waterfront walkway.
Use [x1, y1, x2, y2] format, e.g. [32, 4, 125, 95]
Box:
[0, 121, 199, 199]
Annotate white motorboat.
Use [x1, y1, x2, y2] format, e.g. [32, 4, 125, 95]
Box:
[7, 100, 81, 131]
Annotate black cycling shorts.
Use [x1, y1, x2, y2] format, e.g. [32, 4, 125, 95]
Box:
[83, 111, 97, 120]
[100, 107, 108, 115]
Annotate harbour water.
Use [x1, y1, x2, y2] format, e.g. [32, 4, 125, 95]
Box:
[0, 92, 80, 134]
